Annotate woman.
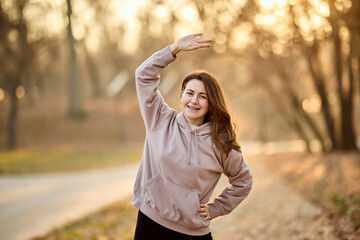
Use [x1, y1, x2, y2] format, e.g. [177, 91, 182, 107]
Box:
[132, 33, 253, 240]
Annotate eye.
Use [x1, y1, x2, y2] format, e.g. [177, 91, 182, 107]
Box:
[200, 95, 207, 99]
[186, 92, 193, 96]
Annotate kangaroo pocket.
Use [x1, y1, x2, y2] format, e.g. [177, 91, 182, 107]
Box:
[144, 174, 209, 228]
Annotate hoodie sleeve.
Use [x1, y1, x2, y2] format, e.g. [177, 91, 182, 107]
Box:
[207, 150, 253, 219]
[135, 46, 177, 130]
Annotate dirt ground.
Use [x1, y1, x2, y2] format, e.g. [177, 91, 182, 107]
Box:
[32, 153, 360, 240]
[210, 155, 339, 240]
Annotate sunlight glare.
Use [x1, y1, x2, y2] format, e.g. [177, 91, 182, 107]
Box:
[23, 0, 65, 41]
[255, 14, 276, 28]
[180, 5, 198, 21]
[16, 86, 26, 99]
[298, 15, 312, 33]
[311, 14, 324, 29]
[122, 20, 141, 54]
[334, 0, 352, 13]
[85, 26, 101, 52]
[213, 43, 226, 54]
[258, 0, 287, 10]
[340, 26, 350, 55]
[218, 12, 233, 28]
[0, 88, 5, 102]
[174, 25, 191, 39]
[232, 0, 248, 8]
[258, 48, 269, 58]
[173, 22, 202, 40]
[7, 30, 18, 42]
[72, 22, 85, 41]
[173, 2, 202, 39]
[309, 0, 330, 17]
[115, 1, 142, 21]
[272, 42, 283, 55]
[154, 5, 170, 22]
[318, 3, 330, 16]
[215, 33, 227, 45]
[149, 21, 163, 37]
[302, 95, 321, 113]
[339, 26, 350, 40]
[230, 22, 253, 49]
[112, 0, 145, 54]
[287, 0, 298, 5]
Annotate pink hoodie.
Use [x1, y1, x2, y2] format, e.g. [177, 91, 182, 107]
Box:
[131, 46, 253, 236]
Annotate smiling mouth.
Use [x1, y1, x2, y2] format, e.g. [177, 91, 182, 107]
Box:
[187, 105, 200, 110]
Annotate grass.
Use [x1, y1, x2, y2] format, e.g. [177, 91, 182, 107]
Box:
[0, 95, 145, 174]
[31, 198, 138, 240]
[0, 144, 143, 174]
[332, 194, 360, 230]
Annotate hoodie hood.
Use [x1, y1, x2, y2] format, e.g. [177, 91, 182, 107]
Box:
[177, 112, 211, 165]
[176, 112, 211, 135]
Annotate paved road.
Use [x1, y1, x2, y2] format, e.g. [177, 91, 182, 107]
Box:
[0, 163, 139, 240]
[0, 140, 324, 240]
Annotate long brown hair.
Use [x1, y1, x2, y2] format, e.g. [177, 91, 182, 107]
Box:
[181, 71, 241, 157]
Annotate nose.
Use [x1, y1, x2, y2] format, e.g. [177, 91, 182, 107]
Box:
[190, 95, 198, 104]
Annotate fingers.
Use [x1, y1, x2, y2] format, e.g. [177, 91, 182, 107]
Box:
[198, 204, 212, 220]
[188, 39, 212, 50]
[190, 33, 203, 38]
[174, 33, 212, 53]
[171, 35, 204, 54]
[193, 36, 212, 48]
[198, 43, 212, 49]
[186, 42, 211, 51]
[195, 38, 213, 44]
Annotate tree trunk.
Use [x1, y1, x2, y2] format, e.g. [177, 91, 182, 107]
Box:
[278, 69, 326, 151]
[350, 0, 360, 102]
[305, 45, 337, 150]
[261, 77, 312, 152]
[291, 113, 312, 153]
[66, 0, 83, 117]
[80, 39, 101, 97]
[328, 0, 350, 150]
[8, 85, 18, 148]
[5, 0, 29, 149]
[342, 33, 358, 150]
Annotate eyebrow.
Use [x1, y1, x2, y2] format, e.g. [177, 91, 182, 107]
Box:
[186, 89, 207, 95]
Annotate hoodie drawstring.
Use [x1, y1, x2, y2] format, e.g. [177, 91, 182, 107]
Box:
[187, 129, 200, 165]
[194, 131, 200, 165]
[187, 130, 191, 165]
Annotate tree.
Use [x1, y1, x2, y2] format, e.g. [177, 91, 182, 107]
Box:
[0, 0, 33, 148]
[66, 0, 83, 117]
[190, 0, 359, 151]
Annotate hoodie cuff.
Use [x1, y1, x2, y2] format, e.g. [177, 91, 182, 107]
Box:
[208, 202, 223, 219]
[164, 45, 177, 62]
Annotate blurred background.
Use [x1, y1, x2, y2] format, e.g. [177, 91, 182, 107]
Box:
[0, 0, 360, 239]
[0, 0, 359, 160]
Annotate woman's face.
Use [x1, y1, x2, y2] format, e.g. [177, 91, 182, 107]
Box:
[181, 79, 209, 126]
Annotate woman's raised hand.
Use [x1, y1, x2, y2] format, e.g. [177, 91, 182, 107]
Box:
[170, 33, 212, 56]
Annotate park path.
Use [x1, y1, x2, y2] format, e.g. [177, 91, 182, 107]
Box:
[211, 155, 338, 240]
[0, 163, 138, 240]
[0, 140, 339, 240]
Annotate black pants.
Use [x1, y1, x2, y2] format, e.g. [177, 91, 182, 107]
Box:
[134, 211, 213, 240]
